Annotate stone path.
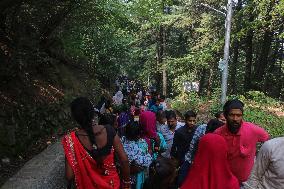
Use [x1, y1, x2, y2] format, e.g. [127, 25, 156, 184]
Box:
[1, 141, 66, 189]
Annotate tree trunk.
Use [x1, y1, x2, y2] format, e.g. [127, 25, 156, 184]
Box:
[162, 25, 167, 96]
[231, 40, 239, 94]
[156, 25, 164, 93]
[230, 0, 242, 94]
[254, 30, 273, 86]
[264, 24, 284, 98]
[253, 1, 274, 89]
[207, 68, 213, 96]
[198, 68, 208, 95]
[244, 6, 254, 92]
[244, 30, 254, 91]
[278, 24, 284, 99]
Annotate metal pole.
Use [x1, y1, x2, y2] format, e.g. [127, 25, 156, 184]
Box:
[221, 0, 233, 105]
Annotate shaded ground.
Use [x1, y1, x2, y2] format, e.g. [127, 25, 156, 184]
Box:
[0, 135, 59, 187]
[1, 140, 65, 189]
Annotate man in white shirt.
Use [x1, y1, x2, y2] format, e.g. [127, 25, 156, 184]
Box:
[244, 137, 284, 189]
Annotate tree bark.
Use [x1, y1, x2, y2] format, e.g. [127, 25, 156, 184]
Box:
[198, 68, 208, 95]
[254, 30, 273, 85]
[253, 1, 274, 88]
[207, 68, 213, 96]
[244, 30, 254, 91]
[243, 5, 254, 92]
[231, 40, 239, 93]
[230, 0, 242, 94]
[155, 25, 164, 93]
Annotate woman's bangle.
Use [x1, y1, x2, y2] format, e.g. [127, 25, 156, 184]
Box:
[122, 179, 131, 184]
[122, 179, 131, 188]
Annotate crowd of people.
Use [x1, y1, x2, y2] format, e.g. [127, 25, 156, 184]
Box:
[61, 82, 284, 189]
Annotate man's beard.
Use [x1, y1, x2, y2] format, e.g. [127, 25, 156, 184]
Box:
[228, 121, 241, 134]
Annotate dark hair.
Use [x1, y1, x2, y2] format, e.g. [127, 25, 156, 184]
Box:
[184, 110, 197, 120]
[125, 121, 140, 141]
[166, 110, 176, 120]
[152, 97, 158, 104]
[156, 110, 166, 120]
[71, 97, 96, 147]
[99, 113, 116, 126]
[206, 118, 224, 133]
[174, 110, 183, 120]
[223, 99, 244, 117]
[105, 99, 112, 109]
[214, 111, 223, 118]
[143, 157, 176, 189]
[160, 95, 165, 100]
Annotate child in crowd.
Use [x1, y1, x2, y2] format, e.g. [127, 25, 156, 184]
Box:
[143, 157, 177, 189]
[121, 122, 152, 189]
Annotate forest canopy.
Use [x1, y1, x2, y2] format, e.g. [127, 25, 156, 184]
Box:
[0, 0, 283, 158]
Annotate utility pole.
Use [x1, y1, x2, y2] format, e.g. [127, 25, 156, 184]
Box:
[200, 1, 234, 104]
[221, 0, 233, 105]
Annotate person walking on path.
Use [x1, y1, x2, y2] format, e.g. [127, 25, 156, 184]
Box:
[121, 122, 152, 189]
[206, 111, 226, 133]
[143, 157, 177, 189]
[214, 99, 269, 185]
[244, 137, 284, 189]
[171, 110, 198, 167]
[180, 134, 239, 189]
[62, 97, 130, 189]
[159, 110, 182, 158]
[139, 111, 159, 154]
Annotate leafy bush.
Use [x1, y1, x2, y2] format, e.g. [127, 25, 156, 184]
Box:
[244, 106, 284, 137]
[171, 92, 202, 113]
[13, 97, 73, 155]
[246, 91, 279, 106]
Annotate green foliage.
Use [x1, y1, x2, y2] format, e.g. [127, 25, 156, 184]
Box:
[171, 92, 202, 113]
[245, 91, 279, 106]
[0, 96, 73, 157]
[244, 106, 284, 138]
[205, 88, 223, 115]
[1, 0, 284, 159]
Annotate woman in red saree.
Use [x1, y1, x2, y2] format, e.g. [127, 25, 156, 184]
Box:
[62, 97, 130, 189]
[181, 133, 239, 189]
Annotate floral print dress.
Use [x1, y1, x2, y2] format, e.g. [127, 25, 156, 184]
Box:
[121, 137, 153, 189]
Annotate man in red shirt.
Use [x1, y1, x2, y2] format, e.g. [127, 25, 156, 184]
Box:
[214, 99, 269, 185]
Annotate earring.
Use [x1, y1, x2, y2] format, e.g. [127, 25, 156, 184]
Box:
[93, 144, 97, 150]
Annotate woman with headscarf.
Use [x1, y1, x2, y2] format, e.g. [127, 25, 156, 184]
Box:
[139, 111, 158, 152]
[139, 111, 166, 159]
[181, 133, 239, 189]
[62, 97, 130, 189]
